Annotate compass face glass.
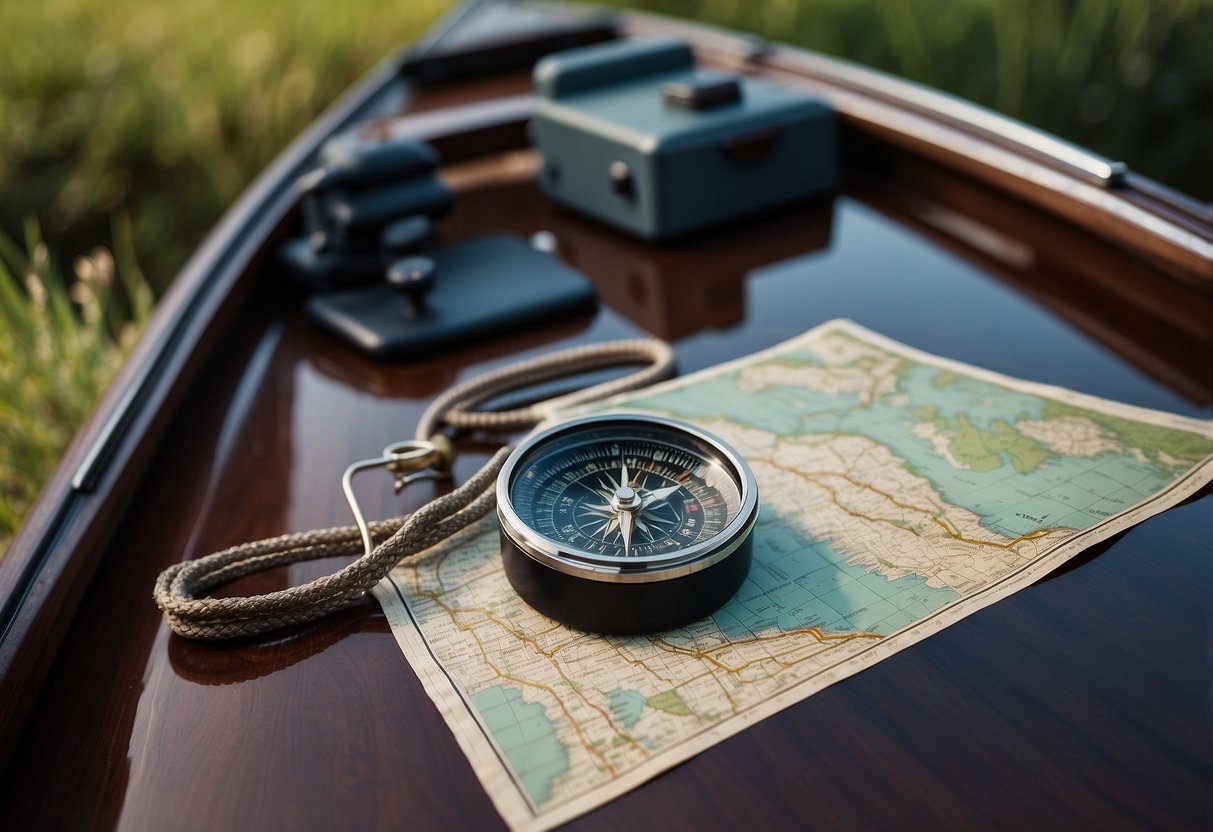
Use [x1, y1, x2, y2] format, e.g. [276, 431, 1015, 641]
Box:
[506, 417, 746, 565]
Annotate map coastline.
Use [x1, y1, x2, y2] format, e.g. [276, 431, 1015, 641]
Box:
[373, 320, 1213, 832]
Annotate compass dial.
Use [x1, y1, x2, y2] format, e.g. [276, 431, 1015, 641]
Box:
[509, 421, 742, 562]
[497, 413, 759, 634]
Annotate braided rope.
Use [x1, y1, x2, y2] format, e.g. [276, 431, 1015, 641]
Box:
[415, 339, 674, 437]
[153, 340, 674, 640]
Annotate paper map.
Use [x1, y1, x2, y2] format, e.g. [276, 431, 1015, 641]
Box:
[373, 320, 1213, 831]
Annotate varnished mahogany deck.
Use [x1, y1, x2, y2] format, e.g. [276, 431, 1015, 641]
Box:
[1, 11, 1210, 830]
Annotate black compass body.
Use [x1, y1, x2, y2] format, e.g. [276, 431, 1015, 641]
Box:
[497, 413, 759, 634]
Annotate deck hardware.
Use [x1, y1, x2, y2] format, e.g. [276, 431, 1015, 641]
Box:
[342, 439, 454, 558]
[386, 255, 438, 315]
[306, 234, 596, 359]
[531, 37, 837, 239]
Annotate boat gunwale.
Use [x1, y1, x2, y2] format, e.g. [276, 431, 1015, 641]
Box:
[2, 0, 1209, 765]
[0, 47, 413, 759]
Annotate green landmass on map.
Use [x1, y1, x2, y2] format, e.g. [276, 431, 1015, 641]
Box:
[914, 404, 1053, 474]
[1042, 400, 1213, 464]
[645, 690, 693, 717]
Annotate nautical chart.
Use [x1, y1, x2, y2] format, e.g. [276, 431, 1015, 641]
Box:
[373, 320, 1213, 831]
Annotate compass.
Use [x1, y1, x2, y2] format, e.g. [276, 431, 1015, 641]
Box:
[497, 413, 759, 633]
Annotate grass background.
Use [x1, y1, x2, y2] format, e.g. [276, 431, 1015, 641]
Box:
[1, 0, 1209, 550]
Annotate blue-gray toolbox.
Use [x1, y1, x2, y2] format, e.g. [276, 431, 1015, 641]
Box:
[529, 37, 838, 240]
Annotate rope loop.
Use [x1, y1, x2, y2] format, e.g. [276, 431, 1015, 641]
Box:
[153, 339, 674, 640]
[414, 339, 674, 439]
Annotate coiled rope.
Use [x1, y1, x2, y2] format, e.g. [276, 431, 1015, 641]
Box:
[153, 340, 674, 640]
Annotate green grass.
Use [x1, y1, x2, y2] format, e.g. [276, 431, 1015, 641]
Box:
[1, 0, 450, 293]
[0, 0, 450, 551]
[0, 0, 451, 550]
[0, 0, 1208, 550]
[0, 219, 153, 550]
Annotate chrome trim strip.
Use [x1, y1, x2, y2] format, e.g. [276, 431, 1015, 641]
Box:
[772, 47, 1128, 188]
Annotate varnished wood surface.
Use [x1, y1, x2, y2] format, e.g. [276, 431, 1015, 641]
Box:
[3, 11, 1212, 830]
[4, 158, 1211, 829]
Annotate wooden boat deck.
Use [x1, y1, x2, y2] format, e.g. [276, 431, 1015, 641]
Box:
[2, 8, 1210, 828]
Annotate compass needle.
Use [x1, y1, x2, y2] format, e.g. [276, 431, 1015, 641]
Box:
[619, 510, 634, 557]
[641, 483, 683, 510]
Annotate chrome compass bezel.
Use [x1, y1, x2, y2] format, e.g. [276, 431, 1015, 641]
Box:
[496, 412, 760, 586]
[496, 411, 760, 633]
